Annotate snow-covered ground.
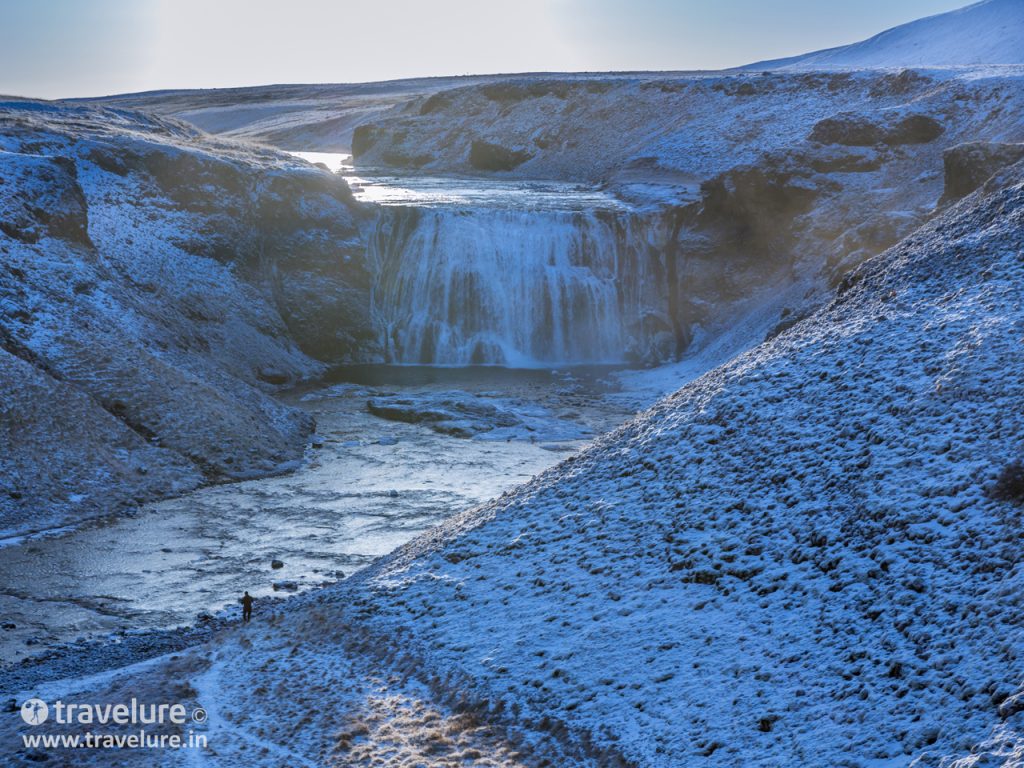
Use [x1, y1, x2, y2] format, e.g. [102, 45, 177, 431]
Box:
[746, 0, 1024, 71]
[313, 160, 1024, 767]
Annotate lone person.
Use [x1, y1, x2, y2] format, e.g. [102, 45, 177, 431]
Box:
[240, 591, 254, 623]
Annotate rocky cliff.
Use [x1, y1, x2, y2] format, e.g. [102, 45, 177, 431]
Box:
[0, 102, 372, 538]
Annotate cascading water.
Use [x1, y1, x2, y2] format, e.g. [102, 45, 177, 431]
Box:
[368, 206, 675, 366]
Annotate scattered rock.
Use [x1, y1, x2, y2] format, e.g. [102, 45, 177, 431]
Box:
[367, 394, 521, 438]
[886, 114, 944, 145]
[271, 559, 284, 569]
[999, 691, 1024, 719]
[256, 367, 290, 386]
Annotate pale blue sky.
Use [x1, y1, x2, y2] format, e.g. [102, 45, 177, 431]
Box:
[0, 0, 973, 98]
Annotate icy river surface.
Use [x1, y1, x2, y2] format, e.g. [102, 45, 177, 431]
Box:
[0, 366, 633, 663]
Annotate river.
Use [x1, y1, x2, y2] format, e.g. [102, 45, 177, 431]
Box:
[0, 364, 633, 664]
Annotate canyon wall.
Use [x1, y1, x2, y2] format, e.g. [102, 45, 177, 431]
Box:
[0, 102, 371, 536]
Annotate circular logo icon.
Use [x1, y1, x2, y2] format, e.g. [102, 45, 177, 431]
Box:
[20, 699, 48, 726]
[192, 707, 207, 723]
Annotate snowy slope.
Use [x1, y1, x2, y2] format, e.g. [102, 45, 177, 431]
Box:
[330, 159, 1024, 766]
[80, 77, 506, 152]
[747, 0, 1024, 70]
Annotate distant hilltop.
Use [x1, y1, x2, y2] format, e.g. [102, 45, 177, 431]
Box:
[745, 0, 1024, 70]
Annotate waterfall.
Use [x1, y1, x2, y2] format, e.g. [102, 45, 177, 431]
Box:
[368, 206, 675, 366]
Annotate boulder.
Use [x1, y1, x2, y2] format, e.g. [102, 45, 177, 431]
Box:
[469, 140, 533, 172]
[367, 394, 522, 437]
[998, 691, 1024, 719]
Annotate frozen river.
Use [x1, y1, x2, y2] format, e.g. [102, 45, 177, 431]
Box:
[0, 366, 632, 664]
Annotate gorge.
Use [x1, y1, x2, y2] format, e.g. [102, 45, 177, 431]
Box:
[4, 2, 1024, 762]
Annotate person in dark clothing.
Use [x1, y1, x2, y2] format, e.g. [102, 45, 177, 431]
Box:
[241, 591, 254, 622]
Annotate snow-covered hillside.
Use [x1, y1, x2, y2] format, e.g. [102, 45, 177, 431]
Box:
[15, 151, 1024, 768]
[307, 158, 1024, 767]
[747, 0, 1024, 71]
[0, 102, 372, 538]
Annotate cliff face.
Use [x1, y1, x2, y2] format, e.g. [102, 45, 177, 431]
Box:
[0, 102, 373, 537]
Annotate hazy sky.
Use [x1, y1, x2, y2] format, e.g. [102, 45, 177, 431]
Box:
[0, 0, 973, 99]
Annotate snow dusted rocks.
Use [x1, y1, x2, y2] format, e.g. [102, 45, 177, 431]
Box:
[346, 68, 1024, 350]
[0, 150, 90, 246]
[808, 111, 944, 147]
[0, 102, 372, 537]
[86, 70, 1024, 371]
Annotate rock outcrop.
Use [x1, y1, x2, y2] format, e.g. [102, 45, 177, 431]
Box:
[808, 111, 944, 147]
[0, 102, 373, 537]
[941, 140, 1024, 203]
[468, 140, 533, 171]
